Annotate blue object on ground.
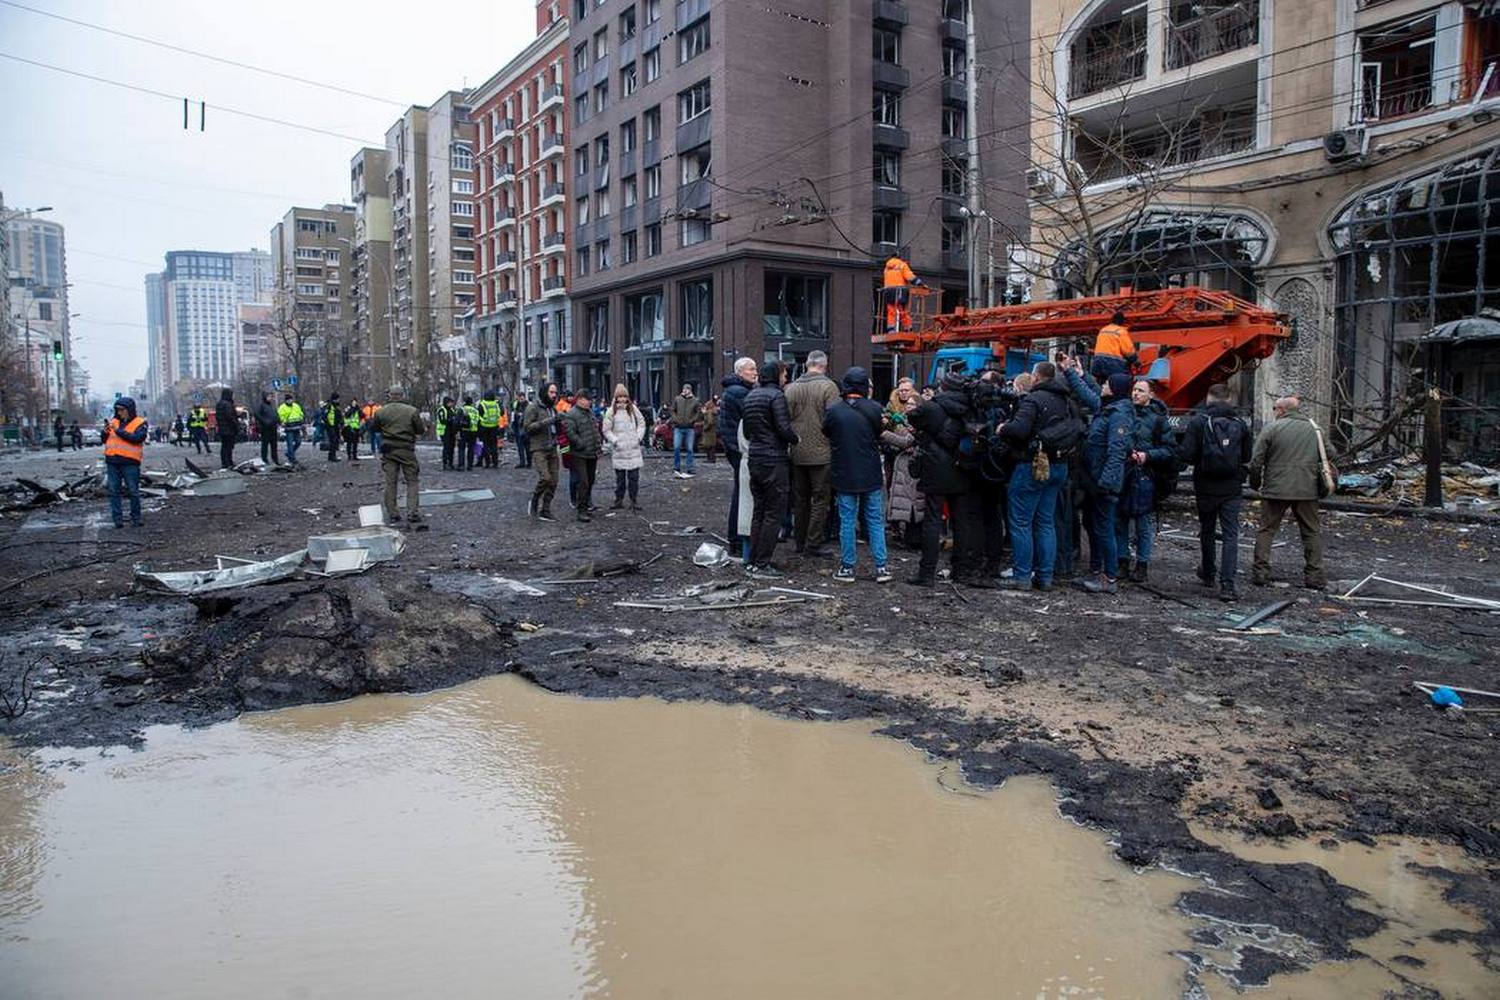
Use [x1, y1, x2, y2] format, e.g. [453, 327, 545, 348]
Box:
[1430, 687, 1464, 708]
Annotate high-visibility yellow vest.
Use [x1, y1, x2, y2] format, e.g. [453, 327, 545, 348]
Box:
[277, 402, 304, 426]
[344, 410, 360, 430]
[477, 399, 500, 428]
[188, 408, 207, 429]
[462, 404, 479, 430]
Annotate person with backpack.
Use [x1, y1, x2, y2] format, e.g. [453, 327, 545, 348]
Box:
[1063, 361, 1134, 594]
[1114, 379, 1176, 583]
[995, 361, 1082, 592]
[1177, 382, 1252, 601]
[906, 371, 992, 589]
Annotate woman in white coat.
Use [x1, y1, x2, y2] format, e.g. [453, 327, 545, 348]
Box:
[603, 383, 648, 511]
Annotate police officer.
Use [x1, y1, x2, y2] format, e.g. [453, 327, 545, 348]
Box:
[277, 393, 305, 466]
[187, 403, 209, 455]
[323, 392, 343, 462]
[458, 395, 479, 472]
[436, 395, 458, 470]
[477, 390, 501, 468]
[342, 398, 363, 461]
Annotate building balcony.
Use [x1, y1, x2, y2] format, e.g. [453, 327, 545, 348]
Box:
[541, 182, 566, 207]
[942, 76, 967, 106]
[941, 17, 964, 44]
[494, 118, 516, 142]
[542, 276, 567, 298]
[497, 208, 517, 226]
[872, 61, 910, 91]
[1165, 3, 1258, 72]
[873, 123, 909, 150]
[941, 136, 968, 160]
[873, 0, 909, 30]
[495, 250, 518, 270]
[542, 232, 566, 254]
[676, 177, 712, 213]
[1069, 41, 1146, 100]
[540, 133, 565, 159]
[873, 185, 909, 211]
[494, 163, 517, 184]
[540, 84, 564, 112]
[496, 290, 518, 308]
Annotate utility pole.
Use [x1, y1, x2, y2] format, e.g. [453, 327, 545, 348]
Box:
[964, 0, 982, 311]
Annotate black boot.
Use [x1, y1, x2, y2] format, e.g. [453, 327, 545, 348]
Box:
[1130, 562, 1149, 583]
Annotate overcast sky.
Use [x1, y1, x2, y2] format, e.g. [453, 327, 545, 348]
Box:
[1, 0, 534, 395]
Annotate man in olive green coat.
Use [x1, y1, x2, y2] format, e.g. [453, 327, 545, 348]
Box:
[368, 387, 427, 524]
[783, 350, 840, 557]
[1248, 395, 1326, 589]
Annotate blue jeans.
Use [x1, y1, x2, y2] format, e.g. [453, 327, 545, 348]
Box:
[673, 427, 696, 472]
[1090, 354, 1127, 382]
[1091, 493, 1121, 578]
[837, 490, 887, 569]
[1007, 461, 1068, 584]
[285, 427, 302, 463]
[106, 461, 141, 525]
[369, 430, 383, 456]
[1116, 509, 1155, 566]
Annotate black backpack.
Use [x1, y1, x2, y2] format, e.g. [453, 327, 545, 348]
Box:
[1036, 397, 1086, 459]
[1197, 413, 1247, 478]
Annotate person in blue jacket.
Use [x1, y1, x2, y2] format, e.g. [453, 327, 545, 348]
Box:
[1116, 379, 1176, 582]
[1063, 360, 1135, 594]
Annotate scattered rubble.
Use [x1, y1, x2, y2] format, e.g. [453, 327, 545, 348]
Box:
[1337, 458, 1500, 513]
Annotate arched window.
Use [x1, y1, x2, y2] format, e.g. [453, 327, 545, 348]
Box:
[1054, 209, 1270, 298]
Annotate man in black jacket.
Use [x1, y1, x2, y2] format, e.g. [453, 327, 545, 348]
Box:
[255, 392, 280, 466]
[996, 362, 1076, 591]
[719, 357, 758, 559]
[1177, 382, 1252, 600]
[214, 388, 239, 469]
[740, 360, 798, 577]
[823, 367, 892, 584]
[559, 387, 603, 522]
[907, 371, 993, 589]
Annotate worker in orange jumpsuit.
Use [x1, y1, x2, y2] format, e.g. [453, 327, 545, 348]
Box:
[882, 254, 925, 334]
[1090, 310, 1137, 381]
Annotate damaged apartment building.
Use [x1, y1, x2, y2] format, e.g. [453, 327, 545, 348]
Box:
[1029, 0, 1500, 457]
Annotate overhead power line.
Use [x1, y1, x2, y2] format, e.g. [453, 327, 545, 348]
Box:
[0, 0, 407, 106]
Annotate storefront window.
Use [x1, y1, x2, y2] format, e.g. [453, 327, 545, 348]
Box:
[762, 272, 828, 340]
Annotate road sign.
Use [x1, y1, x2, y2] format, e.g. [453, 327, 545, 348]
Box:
[192, 391, 203, 403]
[287, 375, 299, 386]
[271, 378, 282, 390]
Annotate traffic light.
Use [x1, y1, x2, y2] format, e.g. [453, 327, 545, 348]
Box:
[51, 340, 63, 361]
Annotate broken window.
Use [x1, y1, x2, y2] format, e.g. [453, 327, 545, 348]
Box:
[763, 272, 828, 341]
[587, 301, 609, 353]
[1355, 14, 1438, 122]
[1054, 210, 1269, 299]
[1165, 0, 1259, 71]
[1068, 0, 1147, 99]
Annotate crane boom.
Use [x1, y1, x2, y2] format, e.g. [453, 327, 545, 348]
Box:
[874, 287, 1291, 411]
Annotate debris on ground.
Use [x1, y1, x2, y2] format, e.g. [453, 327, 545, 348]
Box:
[1231, 599, 1297, 631]
[693, 542, 733, 567]
[616, 584, 834, 613]
[133, 549, 307, 595]
[1341, 573, 1500, 611]
[414, 488, 497, 507]
[1336, 458, 1500, 512]
[2, 473, 102, 512]
[305, 526, 405, 563]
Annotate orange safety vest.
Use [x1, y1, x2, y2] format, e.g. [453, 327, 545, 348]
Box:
[883, 257, 916, 289]
[1094, 323, 1135, 359]
[361, 403, 379, 422]
[104, 416, 146, 463]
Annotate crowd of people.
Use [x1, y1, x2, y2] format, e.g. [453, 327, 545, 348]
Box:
[98, 340, 1333, 599]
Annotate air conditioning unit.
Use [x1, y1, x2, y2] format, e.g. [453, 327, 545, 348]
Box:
[1323, 127, 1367, 163]
[1025, 167, 1055, 195]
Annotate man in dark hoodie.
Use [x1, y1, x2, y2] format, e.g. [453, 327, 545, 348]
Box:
[102, 396, 148, 528]
[996, 361, 1079, 592]
[740, 360, 798, 577]
[1063, 363, 1135, 594]
[214, 388, 239, 469]
[907, 371, 991, 589]
[255, 392, 281, 466]
[719, 356, 758, 559]
[523, 383, 563, 521]
[823, 367, 892, 584]
[1177, 382, 1251, 601]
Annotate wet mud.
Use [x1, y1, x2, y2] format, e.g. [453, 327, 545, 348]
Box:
[1, 444, 1497, 994]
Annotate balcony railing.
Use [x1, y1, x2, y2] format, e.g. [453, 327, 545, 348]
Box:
[542, 276, 567, 295]
[543, 232, 566, 250]
[1165, 3, 1259, 71]
[1077, 112, 1256, 185]
[540, 133, 564, 157]
[1069, 39, 1146, 99]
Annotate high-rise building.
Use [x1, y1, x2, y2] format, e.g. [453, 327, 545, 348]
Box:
[237, 303, 276, 374]
[4, 212, 73, 416]
[269, 205, 356, 400]
[471, 11, 571, 392]
[350, 147, 394, 390]
[145, 248, 271, 417]
[1027, 0, 1500, 451]
[384, 92, 478, 386]
[563, 0, 1029, 410]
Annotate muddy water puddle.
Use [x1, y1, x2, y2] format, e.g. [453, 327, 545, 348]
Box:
[0, 676, 1493, 999]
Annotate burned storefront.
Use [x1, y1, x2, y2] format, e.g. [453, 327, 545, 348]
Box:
[1329, 142, 1500, 451]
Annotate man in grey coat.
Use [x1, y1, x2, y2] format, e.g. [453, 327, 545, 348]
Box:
[783, 349, 840, 557]
[1248, 395, 1327, 589]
